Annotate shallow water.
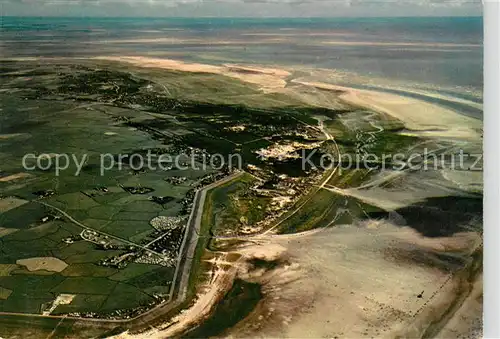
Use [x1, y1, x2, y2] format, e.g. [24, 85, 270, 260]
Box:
[2, 17, 483, 92]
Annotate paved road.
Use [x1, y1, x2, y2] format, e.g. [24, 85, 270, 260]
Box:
[37, 201, 164, 257]
[0, 172, 244, 328]
[170, 171, 244, 302]
[263, 120, 341, 235]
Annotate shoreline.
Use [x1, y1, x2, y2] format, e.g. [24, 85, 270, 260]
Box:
[92, 55, 482, 142]
[0, 56, 483, 338]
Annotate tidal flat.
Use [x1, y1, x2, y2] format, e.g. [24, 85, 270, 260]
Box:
[0, 55, 483, 338]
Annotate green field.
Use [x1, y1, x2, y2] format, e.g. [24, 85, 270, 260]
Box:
[0, 59, 421, 323]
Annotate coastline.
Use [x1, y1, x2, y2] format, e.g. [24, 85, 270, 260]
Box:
[0, 56, 483, 338]
[94, 55, 483, 142]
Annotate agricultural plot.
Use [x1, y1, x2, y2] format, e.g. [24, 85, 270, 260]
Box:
[0, 210, 173, 316]
[327, 168, 375, 188]
[0, 60, 421, 321]
[0, 64, 204, 317]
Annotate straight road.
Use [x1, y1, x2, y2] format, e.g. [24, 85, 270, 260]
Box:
[170, 171, 244, 302]
[0, 172, 245, 327]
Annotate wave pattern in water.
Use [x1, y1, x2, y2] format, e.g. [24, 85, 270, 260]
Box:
[1, 17, 483, 90]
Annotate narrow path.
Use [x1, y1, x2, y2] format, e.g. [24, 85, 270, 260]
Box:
[36, 201, 164, 257]
[0, 172, 246, 325]
[262, 119, 340, 235]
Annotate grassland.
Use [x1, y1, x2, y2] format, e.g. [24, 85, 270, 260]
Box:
[0, 58, 429, 333]
[198, 173, 272, 238]
[275, 189, 385, 234]
[0, 60, 320, 319]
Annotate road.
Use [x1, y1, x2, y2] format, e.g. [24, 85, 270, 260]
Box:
[0, 172, 245, 328]
[0, 118, 339, 327]
[262, 118, 341, 234]
[169, 171, 244, 302]
[37, 201, 165, 257]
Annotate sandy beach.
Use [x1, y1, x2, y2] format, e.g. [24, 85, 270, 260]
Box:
[94, 56, 291, 92]
[94, 56, 482, 143]
[108, 223, 481, 339]
[291, 80, 482, 140]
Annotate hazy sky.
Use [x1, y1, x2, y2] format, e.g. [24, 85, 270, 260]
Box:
[2, 0, 482, 17]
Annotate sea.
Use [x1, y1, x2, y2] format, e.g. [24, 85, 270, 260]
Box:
[1, 16, 483, 110]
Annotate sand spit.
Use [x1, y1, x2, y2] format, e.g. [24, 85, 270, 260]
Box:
[92, 57, 481, 142]
[291, 80, 482, 141]
[93, 56, 291, 91]
[223, 63, 291, 78]
[93, 56, 481, 141]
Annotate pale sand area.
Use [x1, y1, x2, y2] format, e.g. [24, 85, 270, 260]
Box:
[110, 253, 247, 339]
[291, 80, 482, 141]
[111, 224, 480, 339]
[93, 56, 291, 91]
[326, 170, 482, 211]
[43, 294, 76, 316]
[220, 225, 481, 339]
[359, 84, 482, 111]
[434, 273, 482, 338]
[16, 257, 68, 273]
[93, 56, 481, 142]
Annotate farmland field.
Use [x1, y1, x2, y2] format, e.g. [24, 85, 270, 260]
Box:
[0, 59, 365, 319]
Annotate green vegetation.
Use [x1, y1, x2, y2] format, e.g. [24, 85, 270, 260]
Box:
[327, 168, 375, 188]
[201, 173, 271, 238]
[60, 263, 118, 277]
[0, 59, 422, 325]
[53, 294, 109, 314]
[0, 287, 13, 300]
[52, 277, 118, 294]
[277, 189, 385, 234]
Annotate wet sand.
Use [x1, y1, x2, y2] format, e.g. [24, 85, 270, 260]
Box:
[222, 225, 481, 339]
[109, 224, 481, 339]
[93, 56, 291, 92]
[89, 57, 482, 338]
[94, 56, 482, 143]
[291, 80, 482, 141]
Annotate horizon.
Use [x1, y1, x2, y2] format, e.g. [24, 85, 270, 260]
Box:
[1, 15, 484, 18]
[1, 0, 483, 18]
